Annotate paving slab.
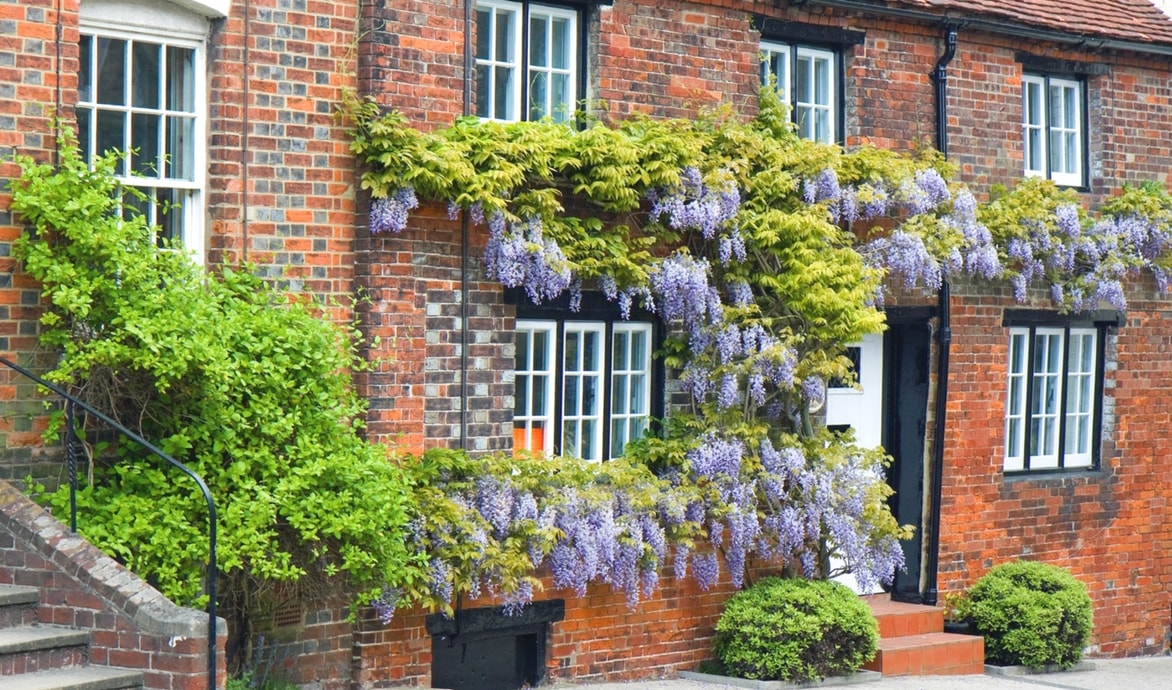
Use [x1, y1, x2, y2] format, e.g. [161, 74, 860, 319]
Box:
[550, 655, 1172, 690]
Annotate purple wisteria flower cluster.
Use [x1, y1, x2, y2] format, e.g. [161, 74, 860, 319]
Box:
[861, 230, 943, 292]
[647, 166, 741, 240]
[369, 186, 419, 234]
[483, 213, 574, 305]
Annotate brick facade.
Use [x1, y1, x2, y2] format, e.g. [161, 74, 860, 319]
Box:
[4, 0, 1172, 686]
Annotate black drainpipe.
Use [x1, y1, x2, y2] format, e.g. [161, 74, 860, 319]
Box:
[923, 27, 956, 607]
[459, 0, 473, 450]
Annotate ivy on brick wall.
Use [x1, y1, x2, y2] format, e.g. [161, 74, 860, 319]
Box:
[346, 87, 1172, 615]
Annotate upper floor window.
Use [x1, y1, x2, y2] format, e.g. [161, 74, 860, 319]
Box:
[1004, 323, 1103, 472]
[475, 0, 579, 122]
[514, 313, 655, 462]
[78, 1, 208, 259]
[760, 40, 839, 144]
[1022, 74, 1084, 187]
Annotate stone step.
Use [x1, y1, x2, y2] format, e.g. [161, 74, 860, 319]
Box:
[0, 585, 41, 628]
[2, 666, 143, 690]
[863, 631, 986, 676]
[0, 625, 92, 674]
[862, 593, 945, 638]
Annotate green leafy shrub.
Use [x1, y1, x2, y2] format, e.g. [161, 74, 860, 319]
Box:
[8, 127, 415, 672]
[713, 577, 878, 682]
[953, 561, 1092, 668]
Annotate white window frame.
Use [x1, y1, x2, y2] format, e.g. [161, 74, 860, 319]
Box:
[514, 317, 653, 462]
[1004, 326, 1098, 472]
[561, 321, 606, 461]
[609, 322, 652, 459]
[78, 2, 209, 262]
[514, 320, 557, 455]
[760, 40, 838, 144]
[1022, 74, 1084, 188]
[474, 0, 579, 123]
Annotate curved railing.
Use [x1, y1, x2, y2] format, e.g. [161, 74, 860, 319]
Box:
[0, 356, 218, 690]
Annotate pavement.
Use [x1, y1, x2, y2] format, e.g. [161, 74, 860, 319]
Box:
[552, 655, 1172, 690]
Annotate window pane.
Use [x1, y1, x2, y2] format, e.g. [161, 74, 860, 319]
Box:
[166, 115, 195, 180]
[564, 420, 578, 456]
[157, 187, 186, 244]
[494, 66, 513, 120]
[630, 374, 645, 413]
[551, 73, 570, 121]
[495, 9, 512, 61]
[611, 419, 627, 456]
[515, 374, 528, 415]
[612, 376, 628, 414]
[581, 418, 596, 461]
[131, 112, 161, 176]
[551, 17, 570, 69]
[583, 331, 598, 370]
[132, 41, 161, 109]
[96, 37, 126, 106]
[77, 108, 92, 161]
[565, 331, 580, 371]
[796, 55, 811, 103]
[96, 109, 126, 163]
[166, 46, 195, 112]
[532, 374, 547, 413]
[475, 8, 492, 59]
[516, 331, 530, 370]
[533, 330, 548, 369]
[813, 55, 830, 105]
[530, 72, 548, 121]
[815, 108, 831, 144]
[564, 376, 579, 415]
[530, 15, 548, 68]
[475, 65, 491, 118]
[583, 375, 597, 416]
[79, 35, 93, 102]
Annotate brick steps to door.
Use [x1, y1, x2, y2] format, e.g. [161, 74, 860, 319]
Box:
[0, 585, 142, 690]
[861, 594, 986, 676]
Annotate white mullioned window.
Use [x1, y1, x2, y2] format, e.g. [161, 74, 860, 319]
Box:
[761, 40, 837, 144]
[78, 4, 208, 260]
[1022, 74, 1084, 187]
[514, 321, 557, 455]
[1004, 326, 1099, 472]
[475, 0, 578, 123]
[609, 322, 652, 459]
[514, 317, 654, 462]
[561, 322, 605, 461]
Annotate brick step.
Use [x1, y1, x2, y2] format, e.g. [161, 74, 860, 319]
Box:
[1, 666, 143, 690]
[863, 632, 986, 677]
[0, 586, 40, 628]
[0, 625, 92, 674]
[861, 594, 945, 637]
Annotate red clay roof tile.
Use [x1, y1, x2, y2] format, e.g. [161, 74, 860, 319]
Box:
[880, 0, 1172, 47]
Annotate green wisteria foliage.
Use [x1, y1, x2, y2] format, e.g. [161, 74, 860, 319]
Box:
[349, 87, 1172, 615]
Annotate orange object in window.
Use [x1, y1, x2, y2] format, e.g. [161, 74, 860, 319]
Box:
[513, 426, 545, 456]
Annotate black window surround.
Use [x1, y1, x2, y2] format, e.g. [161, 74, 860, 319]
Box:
[506, 289, 666, 461]
[753, 16, 864, 146]
[1000, 309, 1120, 475]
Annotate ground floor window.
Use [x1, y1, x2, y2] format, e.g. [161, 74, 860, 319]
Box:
[1004, 321, 1104, 472]
[514, 310, 655, 462]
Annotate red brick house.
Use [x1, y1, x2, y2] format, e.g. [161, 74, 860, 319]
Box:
[3, 0, 1172, 688]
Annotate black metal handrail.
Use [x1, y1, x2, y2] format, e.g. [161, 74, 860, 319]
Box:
[0, 356, 218, 690]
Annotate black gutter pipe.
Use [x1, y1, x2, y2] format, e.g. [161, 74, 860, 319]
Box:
[923, 27, 956, 607]
[806, 0, 1172, 58]
[459, 0, 473, 450]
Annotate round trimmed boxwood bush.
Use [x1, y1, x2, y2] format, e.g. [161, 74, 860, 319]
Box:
[713, 577, 878, 682]
[956, 561, 1093, 669]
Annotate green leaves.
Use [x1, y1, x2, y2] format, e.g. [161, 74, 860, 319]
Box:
[9, 125, 413, 614]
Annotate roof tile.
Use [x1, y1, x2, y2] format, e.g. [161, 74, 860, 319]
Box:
[884, 0, 1172, 46]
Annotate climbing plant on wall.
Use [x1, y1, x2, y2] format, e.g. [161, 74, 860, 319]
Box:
[346, 86, 1172, 615]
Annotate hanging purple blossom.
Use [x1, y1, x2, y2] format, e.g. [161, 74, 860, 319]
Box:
[369, 186, 419, 234]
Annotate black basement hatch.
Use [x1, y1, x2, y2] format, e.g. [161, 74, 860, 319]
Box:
[427, 600, 566, 690]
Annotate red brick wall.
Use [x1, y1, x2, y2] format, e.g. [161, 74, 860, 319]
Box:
[937, 280, 1172, 656]
[353, 566, 755, 688]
